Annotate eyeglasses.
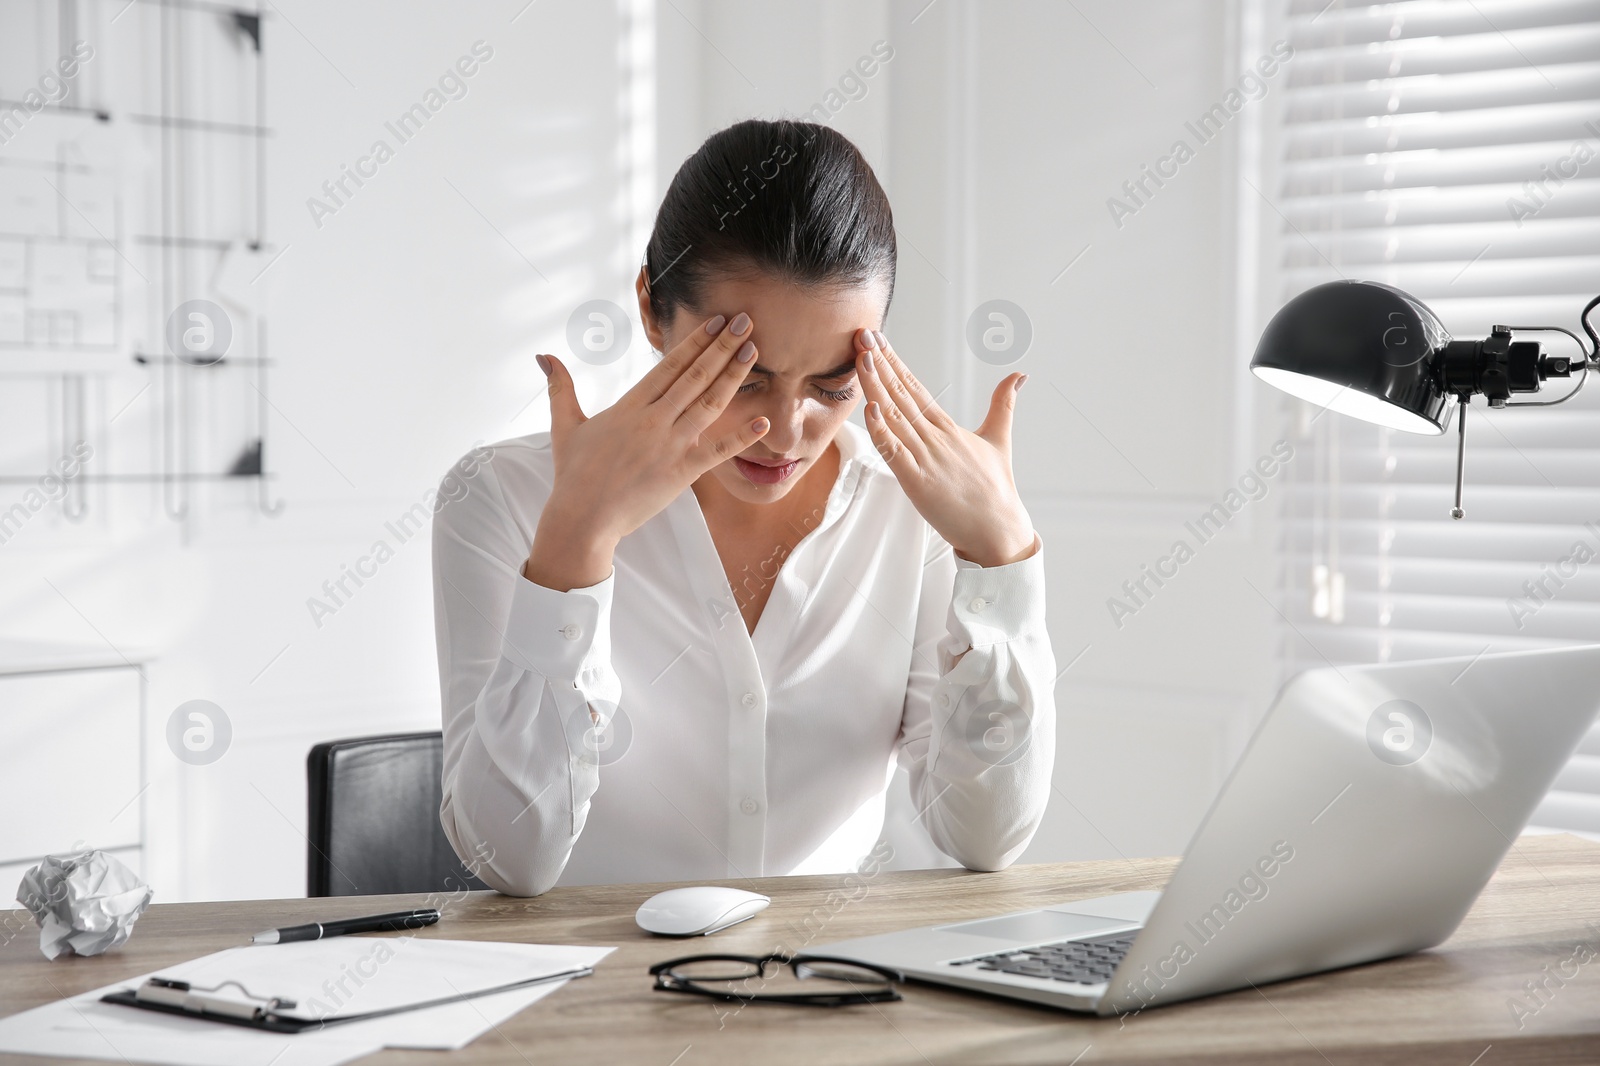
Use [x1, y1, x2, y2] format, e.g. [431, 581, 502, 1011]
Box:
[649, 952, 905, 1007]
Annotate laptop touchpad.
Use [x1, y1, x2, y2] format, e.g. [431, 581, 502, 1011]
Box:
[936, 911, 1125, 943]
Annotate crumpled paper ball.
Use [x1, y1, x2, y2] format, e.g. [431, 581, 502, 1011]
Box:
[17, 849, 153, 960]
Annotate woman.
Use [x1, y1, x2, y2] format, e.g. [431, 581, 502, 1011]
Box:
[433, 119, 1055, 896]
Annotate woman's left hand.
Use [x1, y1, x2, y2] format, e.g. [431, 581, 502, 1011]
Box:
[855, 328, 1038, 568]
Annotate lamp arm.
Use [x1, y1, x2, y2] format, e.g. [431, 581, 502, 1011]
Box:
[1442, 306, 1598, 519]
[1501, 360, 1588, 408]
[1498, 324, 1595, 362]
[1499, 326, 1590, 408]
[1494, 293, 1600, 407]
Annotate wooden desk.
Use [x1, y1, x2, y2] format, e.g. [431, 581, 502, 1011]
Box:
[5, 833, 1600, 1065]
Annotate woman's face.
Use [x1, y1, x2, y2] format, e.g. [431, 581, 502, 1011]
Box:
[639, 271, 888, 506]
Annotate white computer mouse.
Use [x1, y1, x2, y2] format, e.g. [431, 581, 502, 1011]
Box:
[635, 886, 771, 937]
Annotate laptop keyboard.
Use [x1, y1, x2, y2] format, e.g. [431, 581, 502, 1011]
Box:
[946, 930, 1137, 985]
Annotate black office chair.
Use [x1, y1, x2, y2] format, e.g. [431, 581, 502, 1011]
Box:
[306, 731, 491, 897]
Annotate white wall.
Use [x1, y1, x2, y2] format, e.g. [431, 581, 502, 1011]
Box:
[0, 0, 1288, 901]
[0, 0, 656, 902]
[199, 0, 668, 900]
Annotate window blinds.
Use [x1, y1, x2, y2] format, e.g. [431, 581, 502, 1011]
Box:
[1271, 0, 1600, 831]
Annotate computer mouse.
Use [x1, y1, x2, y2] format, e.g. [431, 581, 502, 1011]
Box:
[635, 886, 771, 937]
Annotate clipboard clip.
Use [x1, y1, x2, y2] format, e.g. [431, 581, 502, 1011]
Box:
[134, 976, 297, 1021]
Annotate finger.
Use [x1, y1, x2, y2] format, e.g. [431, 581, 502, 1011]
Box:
[863, 399, 920, 480]
[976, 373, 1026, 449]
[656, 313, 755, 420]
[539, 354, 587, 440]
[627, 313, 730, 408]
[688, 414, 770, 469]
[874, 331, 951, 429]
[677, 327, 760, 436]
[856, 334, 930, 461]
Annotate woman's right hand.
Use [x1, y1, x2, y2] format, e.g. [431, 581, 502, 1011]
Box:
[521, 312, 768, 591]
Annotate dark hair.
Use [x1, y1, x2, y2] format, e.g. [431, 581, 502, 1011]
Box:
[644, 119, 896, 325]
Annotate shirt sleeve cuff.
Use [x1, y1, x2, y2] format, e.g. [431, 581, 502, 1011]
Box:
[949, 535, 1047, 648]
[501, 570, 614, 681]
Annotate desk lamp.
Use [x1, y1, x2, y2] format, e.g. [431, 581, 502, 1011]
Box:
[1249, 280, 1600, 518]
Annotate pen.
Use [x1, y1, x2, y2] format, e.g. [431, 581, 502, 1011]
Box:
[250, 908, 441, 944]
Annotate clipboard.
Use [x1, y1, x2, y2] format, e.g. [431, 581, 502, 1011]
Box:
[101, 965, 594, 1033]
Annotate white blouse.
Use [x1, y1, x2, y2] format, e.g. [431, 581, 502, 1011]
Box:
[431, 420, 1057, 895]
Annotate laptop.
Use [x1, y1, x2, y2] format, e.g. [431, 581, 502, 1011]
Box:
[818, 644, 1600, 1015]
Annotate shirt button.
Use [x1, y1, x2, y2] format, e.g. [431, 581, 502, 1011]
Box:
[561, 623, 582, 640]
[741, 691, 758, 709]
[740, 797, 759, 815]
[937, 692, 951, 708]
[969, 597, 990, 613]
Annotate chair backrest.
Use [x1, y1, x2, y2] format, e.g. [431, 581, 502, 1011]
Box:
[306, 731, 489, 897]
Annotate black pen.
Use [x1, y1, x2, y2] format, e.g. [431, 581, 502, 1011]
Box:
[250, 908, 441, 944]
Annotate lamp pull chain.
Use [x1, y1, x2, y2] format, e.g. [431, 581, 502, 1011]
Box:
[1451, 396, 1468, 520]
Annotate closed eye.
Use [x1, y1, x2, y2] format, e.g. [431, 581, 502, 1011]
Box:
[736, 379, 857, 403]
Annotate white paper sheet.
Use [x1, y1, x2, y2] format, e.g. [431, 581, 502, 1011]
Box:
[0, 939, 614, 1066]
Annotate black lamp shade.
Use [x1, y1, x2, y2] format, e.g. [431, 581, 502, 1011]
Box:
[1250, 280, 1453, 435]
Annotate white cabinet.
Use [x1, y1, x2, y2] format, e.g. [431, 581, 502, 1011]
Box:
[0, 642, 149, 902]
